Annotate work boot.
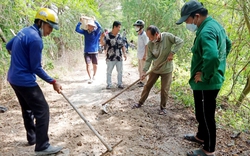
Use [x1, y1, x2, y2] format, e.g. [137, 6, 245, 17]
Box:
[35, 145, 63, 155]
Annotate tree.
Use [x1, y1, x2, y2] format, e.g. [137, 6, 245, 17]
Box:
[235, 0, 250, 105]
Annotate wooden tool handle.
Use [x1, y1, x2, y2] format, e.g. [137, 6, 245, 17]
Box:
[101, 59, 169, 106]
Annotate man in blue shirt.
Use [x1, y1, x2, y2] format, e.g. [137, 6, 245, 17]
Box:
[75, 17, 102, 84]
[6, 8, 63, 155]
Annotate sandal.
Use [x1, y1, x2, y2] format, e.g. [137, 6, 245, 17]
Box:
[132, 103, 142, 109]
[159, 108, 167, 115]
[187, 149, 215, 156]
[184, 134, 204, 144]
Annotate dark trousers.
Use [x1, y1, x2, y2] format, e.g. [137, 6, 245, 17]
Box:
[193, 90, 219, 152]
[10, 84, 50, 151]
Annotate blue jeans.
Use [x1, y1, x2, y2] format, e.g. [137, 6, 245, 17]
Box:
[106, 60, 123, 86]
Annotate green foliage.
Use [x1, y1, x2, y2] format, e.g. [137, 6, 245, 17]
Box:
[217, 108, 250, 130]
[43, 60, 54, 70]
[0, 49, 10, 75]
[121, 0, 183, 37]
[1, 0, 250, 132]
[129, 49, 138, 67]
[96, 0, 123, 30]
[0, 0, 99, 73]
[171, 65, 194, 107]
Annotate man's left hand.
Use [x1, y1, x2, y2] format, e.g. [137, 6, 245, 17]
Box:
[167, 52, 174, 61]
[194, 72, 202, 83]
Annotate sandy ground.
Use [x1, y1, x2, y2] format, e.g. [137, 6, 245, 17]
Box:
[0, 51, 250, 156]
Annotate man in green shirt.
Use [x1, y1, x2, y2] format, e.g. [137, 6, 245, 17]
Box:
[176, 1, 231, 156]
[132, 25, 184, 115]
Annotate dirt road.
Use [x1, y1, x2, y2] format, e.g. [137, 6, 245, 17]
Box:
[0, 52, 249, 156]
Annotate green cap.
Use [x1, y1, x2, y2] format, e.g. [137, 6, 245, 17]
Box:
[176, 0, 203, 25]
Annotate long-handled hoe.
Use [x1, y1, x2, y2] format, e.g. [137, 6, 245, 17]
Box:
[101, 59, 169, 114]
[61, 92, 122, 155]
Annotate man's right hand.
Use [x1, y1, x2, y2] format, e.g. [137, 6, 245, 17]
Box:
[80, 16, 84, 22]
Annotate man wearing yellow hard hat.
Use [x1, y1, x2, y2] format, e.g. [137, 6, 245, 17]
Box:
[6, 8, 63, 155]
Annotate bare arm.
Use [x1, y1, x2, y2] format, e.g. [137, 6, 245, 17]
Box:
[143, 45, 148, 61]
[100, 32, 105, 46]
[122, 46, 127, 61]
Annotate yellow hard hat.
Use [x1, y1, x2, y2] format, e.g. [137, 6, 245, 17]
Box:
[35, 8, 59, 30]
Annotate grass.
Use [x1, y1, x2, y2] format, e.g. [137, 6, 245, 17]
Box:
[217, 108, 250, 130]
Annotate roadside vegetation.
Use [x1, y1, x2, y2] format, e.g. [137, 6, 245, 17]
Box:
[0, 0, 249, 132]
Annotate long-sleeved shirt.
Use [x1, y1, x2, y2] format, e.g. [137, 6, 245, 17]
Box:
[75, 21, 102, 54]
[189, 16, 232, 90]
[144, 32, 184, 74]
[6, 24, 54, 87]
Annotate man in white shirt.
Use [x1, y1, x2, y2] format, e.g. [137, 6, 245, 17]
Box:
[133, 20, 149, 87]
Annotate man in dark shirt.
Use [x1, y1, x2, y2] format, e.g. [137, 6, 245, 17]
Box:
[100, 21, 127, 89]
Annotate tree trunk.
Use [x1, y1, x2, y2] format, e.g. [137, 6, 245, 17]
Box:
[235, 0, 250, 106]
[0, 28, 7, 43]
[53, 37, 65, 58]
[236, 75, 250, 106]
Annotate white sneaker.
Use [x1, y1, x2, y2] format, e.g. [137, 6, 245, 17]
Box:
[88, 79, 92, 84]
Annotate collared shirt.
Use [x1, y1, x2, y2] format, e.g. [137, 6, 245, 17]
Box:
[104, 32, 125, 61]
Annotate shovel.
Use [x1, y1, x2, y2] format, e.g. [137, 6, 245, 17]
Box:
[101, 59, 169, 114]
[60, 92, 122, 155]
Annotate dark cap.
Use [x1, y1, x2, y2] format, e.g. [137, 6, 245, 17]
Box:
[176, 0, 203, 25]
